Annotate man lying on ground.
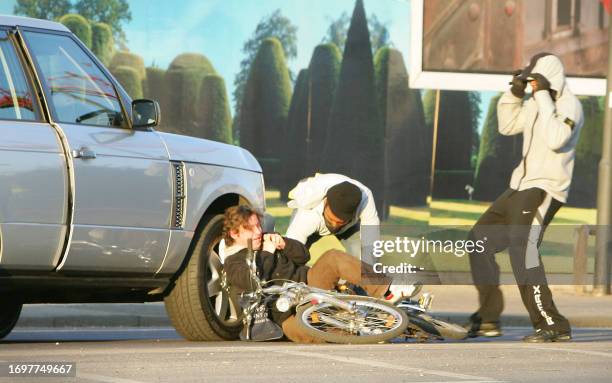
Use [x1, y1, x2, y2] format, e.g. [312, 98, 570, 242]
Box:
[222, 205, 415, 343]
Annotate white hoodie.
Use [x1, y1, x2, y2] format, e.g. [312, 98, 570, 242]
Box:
[497, 55, 584, 203]
[285, 173, 379, 249]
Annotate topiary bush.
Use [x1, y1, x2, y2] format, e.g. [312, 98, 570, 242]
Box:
[59, 13, 92, 49]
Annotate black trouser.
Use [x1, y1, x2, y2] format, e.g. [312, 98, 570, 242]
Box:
[468, 188, 570, 332]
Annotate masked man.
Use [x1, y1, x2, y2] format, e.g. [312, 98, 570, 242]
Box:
[466, 53, 583, 342]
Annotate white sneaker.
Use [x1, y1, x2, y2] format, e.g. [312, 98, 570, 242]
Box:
[385, 283, 422, 304]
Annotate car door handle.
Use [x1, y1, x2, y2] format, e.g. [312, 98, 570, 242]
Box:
[72, 147, 97, 159]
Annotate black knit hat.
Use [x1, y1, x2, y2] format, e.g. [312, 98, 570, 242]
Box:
[326, 181, 361, 221]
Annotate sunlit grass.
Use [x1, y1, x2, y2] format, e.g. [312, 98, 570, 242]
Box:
[265, 190, 596, 271]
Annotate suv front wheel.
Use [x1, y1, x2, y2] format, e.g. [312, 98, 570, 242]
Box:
[164, 214, 242, 341]
[0, 300, 22, 340]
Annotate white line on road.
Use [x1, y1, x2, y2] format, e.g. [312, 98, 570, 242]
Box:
[274, 349, 503, 382]
[526, 346, 612, 359]
[78, 372, 150, 383]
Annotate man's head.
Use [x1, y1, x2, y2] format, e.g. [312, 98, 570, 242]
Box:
[324, 181, 361, 232]
[223, 205, 263, 249]
[519, 53, 565, 94]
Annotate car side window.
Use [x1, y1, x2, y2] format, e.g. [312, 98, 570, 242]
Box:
[0, 30, 38, 121]
[24, 31, 126, 128]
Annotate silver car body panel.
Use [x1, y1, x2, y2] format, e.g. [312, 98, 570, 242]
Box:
[0, 121, 68, 269]
[158, 132, 261, 173]
[56, 124, 173, 274]
[155, 164, 265, 275]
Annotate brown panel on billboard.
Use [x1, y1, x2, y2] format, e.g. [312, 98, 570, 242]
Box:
[423, 0, 608, 78]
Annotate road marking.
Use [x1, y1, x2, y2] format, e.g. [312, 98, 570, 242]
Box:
[274, 349, 502, 382]
[527, 346, 612, 359]
[78, 372, 150, 383]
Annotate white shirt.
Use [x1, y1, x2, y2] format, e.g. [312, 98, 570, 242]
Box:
[285, 173, 380, 247]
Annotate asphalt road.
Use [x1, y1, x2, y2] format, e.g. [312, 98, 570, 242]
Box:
[1, 327, 611, 383]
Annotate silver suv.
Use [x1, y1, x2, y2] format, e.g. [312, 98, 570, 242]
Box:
[0, 15, 265, 341]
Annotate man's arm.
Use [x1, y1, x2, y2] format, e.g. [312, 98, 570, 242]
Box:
[281, 237, 311, 266]
[285, 209, 320, 245]
[497, 91, 527, 136]
[533, 90, 583, 151]
[358, 187, 380, 261]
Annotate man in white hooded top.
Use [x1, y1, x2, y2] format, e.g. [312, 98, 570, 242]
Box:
[285, 173, 418, 302]
[466, 53, 583, 343]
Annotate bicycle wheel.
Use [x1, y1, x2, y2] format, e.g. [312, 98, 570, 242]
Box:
[407, 312, 468, 340]
[295, 295, 408, 344]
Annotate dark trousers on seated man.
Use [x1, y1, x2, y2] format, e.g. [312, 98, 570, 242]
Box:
[468, 188, 570, 337]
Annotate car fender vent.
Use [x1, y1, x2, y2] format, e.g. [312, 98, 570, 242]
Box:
[171, 161, 186, 229]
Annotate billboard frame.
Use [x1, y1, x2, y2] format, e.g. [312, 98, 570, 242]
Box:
[409, 0, 606, 96]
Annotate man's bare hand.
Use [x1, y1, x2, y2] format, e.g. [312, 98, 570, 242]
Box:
[263, 233, 285, 253]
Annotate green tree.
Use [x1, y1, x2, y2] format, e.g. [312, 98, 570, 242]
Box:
[58, 13, 92, 48]
[323, 11, 391, 53]
[233, 10, 297, 138]
[14, 0, 71, 20]
[375, 47, 430, 207]
[91, 22, 114, 66]
[321, 0, 384, 212]
[163, 53, 217, 137]
[568, 96, 604, 207]
[304, 43, 342, 175]
[74, 0, 131, 44]
[473, 94, 522, 201]
[198, 75, 233, 144]
[111, 65, 142, 99]
[239, 37, 292, 189]
[282, 69, 310, 199]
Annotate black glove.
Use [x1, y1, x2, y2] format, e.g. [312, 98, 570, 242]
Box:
[509, 69, 527, 98]
[529, 73, 550, 92]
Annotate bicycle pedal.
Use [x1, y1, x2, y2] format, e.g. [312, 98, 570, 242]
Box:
[418, 293, 434, 311]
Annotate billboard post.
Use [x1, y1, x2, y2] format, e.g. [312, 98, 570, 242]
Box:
[594, 22, 612, 296]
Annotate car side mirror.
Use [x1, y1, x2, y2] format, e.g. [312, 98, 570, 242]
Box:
[132, 99, 160, 129]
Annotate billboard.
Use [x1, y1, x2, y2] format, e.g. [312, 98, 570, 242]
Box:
[410, 0, 608, 95]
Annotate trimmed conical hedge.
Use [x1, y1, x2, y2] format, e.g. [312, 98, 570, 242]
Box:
[239, 37, 292, 188]
[59, 14, 92, 49]
[168, 53, 216, 73]
[163, 53, 217, 136]
[198, 75, 232, 143]
[304, 43, 341, 176]
[320, 0, 384, 212]
[281, 69, 310, 200]
[568, 96, 603, 207]
[375, 47, 430, 207]
[111, 65, 142, 99]
[110, 51, 146, 80]
[473, 94, 522, 201]
[144, 67, 165, 104]
[91, 22, 114, 66]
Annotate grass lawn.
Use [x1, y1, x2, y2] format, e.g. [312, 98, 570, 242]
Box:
[265, 190, 597, 274]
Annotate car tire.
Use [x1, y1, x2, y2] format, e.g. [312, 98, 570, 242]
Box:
[0, 300, 22, 340]
[164, 214, 242, 341]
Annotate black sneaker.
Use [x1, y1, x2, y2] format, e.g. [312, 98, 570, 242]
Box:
[465, 313, 503, 338]
[523, 329, 571, 343]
